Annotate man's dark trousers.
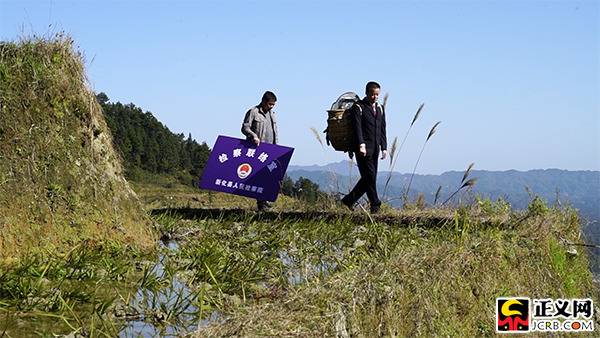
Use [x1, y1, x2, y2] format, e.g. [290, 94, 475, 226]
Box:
[343, 150, 381, 208]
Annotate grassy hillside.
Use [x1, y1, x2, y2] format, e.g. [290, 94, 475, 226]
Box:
[0, 180, 596, 335]
[0, 36, 155, 259]
[124, 185, 599, 336]
[143, 195, 599, 337]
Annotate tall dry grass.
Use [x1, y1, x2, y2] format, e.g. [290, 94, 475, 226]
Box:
[443, 162, 478, 205]
[310, 127, 324, 148]
[405, 121, 441, 197]
[433, 185, 442, 205]
[382, 103, 425, 200]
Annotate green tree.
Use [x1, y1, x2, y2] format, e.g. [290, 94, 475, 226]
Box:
[281, 175, 295, 196]
[96, 92, 211, 185]
[293, 177, 328, 203]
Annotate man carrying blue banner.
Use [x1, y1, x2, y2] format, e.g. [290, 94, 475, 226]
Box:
[241, 91, 279, 211]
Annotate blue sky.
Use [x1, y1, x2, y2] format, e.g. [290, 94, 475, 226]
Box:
[1, 0, 598, 174]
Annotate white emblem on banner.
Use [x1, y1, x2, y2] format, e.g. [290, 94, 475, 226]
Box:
[237, 163, 252, 179]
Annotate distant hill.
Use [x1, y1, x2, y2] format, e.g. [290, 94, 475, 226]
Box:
[289, 161, 359, 176]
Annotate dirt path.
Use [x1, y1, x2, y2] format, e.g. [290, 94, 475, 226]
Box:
[151, 207, 464, 228]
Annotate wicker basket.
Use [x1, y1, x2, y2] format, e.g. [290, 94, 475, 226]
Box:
[327, 109, 345, 119]
[326, 109, 355, 152]
[324, 92, 360, 152]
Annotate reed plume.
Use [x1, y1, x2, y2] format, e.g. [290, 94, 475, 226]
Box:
[382, 103, 425, 200]
[405, 121, 441, 197]
[442, 163, 478, 205]
[434, 185, 442, 205]
[310, 127, 324, 148]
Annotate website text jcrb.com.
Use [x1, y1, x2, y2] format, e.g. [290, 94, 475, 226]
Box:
[531, 319, 593, 332]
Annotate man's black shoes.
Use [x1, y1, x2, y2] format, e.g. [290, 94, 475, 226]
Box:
[370, 204, 381, 214]
[340, 197, 354, 211]
[257, 201, 272, 212]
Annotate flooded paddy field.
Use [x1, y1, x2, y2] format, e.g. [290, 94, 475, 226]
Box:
[2, 205, 597, 337]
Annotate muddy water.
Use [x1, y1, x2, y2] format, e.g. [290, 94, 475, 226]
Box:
[118, 241, 219, 337]
[0, 236, 341, 336]
[0, 241, 220, 337]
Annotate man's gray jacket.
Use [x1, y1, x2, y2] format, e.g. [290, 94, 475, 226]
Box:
[241, 105, 278, 144]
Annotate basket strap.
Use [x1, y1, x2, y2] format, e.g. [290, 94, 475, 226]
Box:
[355, 103, 362, 115]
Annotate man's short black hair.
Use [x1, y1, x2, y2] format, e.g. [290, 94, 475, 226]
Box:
[262, 91, 277, 103]
[365, 81, 381, 94]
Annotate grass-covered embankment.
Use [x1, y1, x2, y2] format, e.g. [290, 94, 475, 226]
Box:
[126, 181, 599, 336]
[161, 198, 597, 337]
[0, 185, 596, 335]
[0, 36, 155, 260]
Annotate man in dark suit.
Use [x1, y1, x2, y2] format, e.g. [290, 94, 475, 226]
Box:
[341, 81, 388, 213]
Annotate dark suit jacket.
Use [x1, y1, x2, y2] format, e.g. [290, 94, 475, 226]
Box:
[350, 98, 387, 154]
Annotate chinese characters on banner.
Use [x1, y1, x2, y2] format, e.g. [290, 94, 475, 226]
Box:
[199, 135, 294, 202]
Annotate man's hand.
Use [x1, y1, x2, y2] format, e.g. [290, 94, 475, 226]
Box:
[359, 144, 367, 156]
[253, 136, 260, 146]
[381, 150, 387, 160]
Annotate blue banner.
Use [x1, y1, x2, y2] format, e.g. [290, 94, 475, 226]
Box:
[199, 135, 294, 202]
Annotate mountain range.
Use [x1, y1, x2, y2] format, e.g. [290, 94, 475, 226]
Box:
[288, 161, 599, 240]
